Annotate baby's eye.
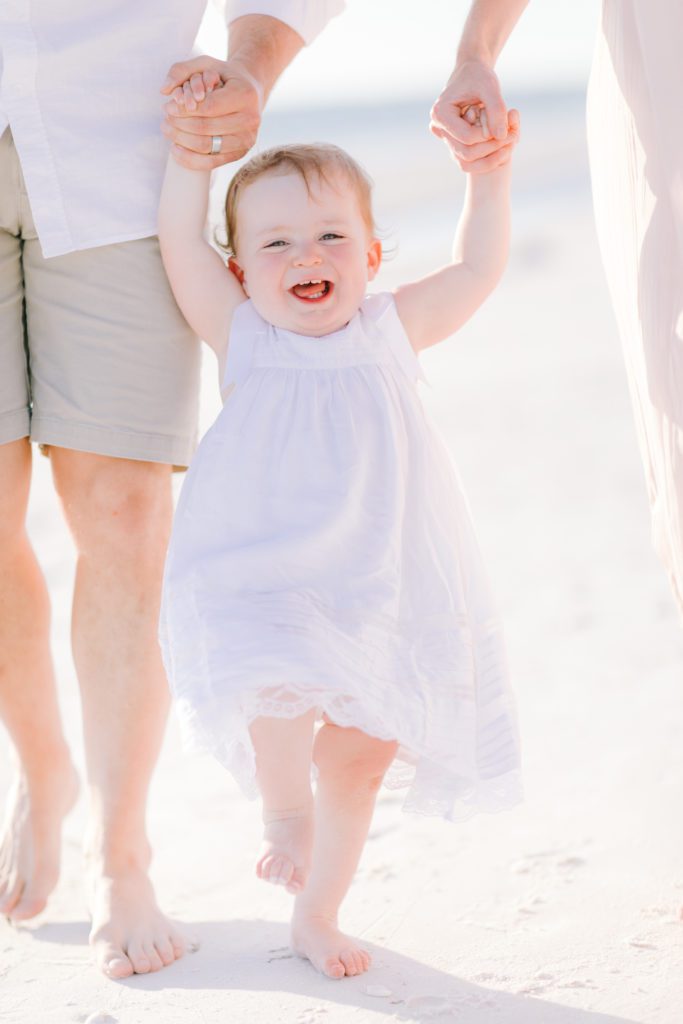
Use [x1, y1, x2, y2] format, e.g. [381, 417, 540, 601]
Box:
[264, 239, 288, 249]
[320, 232, 343, 241]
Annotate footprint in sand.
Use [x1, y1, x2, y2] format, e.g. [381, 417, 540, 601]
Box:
[640, 904, 670, 920]
[625, 936, 658, 950]
[558, 978, 598, 990]
[365, 864, 397, 881]
[364, 984, 393, 997]
[298, 1006, 328, 1022]
[511, 845, 588, 874]
[516, 975, 556, 996]
[268, 945, 295, 962]
[405, 994, 457, 1020]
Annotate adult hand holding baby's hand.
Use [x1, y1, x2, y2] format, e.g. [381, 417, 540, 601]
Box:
[454, 107, 520, 175]
[161, 56, 263, 169]
[430, 59, 514, 173]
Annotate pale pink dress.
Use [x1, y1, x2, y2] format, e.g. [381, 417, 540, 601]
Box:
[587, 0, 683, 611]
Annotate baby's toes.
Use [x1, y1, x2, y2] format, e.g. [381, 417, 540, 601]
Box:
[323, 955, 345, 979]
[255, 851, 275, 879]
[270, 856, 295, 887]
[339, 948, 361, 976]
[285, 866, 306, 894]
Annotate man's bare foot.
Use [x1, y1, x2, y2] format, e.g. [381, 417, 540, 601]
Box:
[291, 911, 371, 979]
[256, 805, 314, 894]
[87, 863, 191, 979]
[0, 757, 79, 920]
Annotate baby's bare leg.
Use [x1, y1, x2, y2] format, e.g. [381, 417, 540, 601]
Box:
[249, 710, 316, 894]
[291, 723, 398, 979]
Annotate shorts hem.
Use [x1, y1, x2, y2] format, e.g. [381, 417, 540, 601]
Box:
[30, 416, 197, 468]
[0, 408, 30, 446]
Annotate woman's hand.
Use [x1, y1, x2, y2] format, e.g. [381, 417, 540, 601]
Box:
[430, 59, 511, 173]
[454, 107, 520, 175]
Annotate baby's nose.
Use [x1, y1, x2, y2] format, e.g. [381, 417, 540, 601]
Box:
[293, 244, 323, 267]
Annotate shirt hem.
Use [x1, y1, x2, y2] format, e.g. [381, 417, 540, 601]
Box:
[38, 225, 159, 260]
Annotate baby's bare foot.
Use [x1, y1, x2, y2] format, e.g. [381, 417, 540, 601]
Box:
[87, 863, 192, 979]
[0, 757, 79, 921]
[291, 912, 371, 979]
[256, 805, 313, 895]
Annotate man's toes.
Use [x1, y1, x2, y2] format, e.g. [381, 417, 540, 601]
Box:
[142, 941, 164, 972]
[96, 941, 135, 980]
[170, 927, 189, 959]
[154, 934, 176, 967]
[10, 891, 48, 921]
[126, 939, 152, 974]
[0, 878, 23, 916]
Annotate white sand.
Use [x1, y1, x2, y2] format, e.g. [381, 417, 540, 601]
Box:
[3, 93, 683, 1023]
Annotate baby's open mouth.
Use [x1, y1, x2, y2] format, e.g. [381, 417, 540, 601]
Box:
[290, 279, 333, 302]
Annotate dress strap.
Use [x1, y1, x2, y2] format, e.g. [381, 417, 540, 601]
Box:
[360, 293, 428, 386]
[222, 300, 267, 394]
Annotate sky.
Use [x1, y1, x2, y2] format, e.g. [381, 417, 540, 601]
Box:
[199, 0, 600, 108]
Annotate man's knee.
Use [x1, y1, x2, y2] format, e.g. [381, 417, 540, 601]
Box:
[51, 449, 172, 558]
[314, 724, 398, 793]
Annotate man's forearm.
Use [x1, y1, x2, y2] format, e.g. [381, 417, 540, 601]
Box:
[457, 0, 531, 68]
[227, 15, 305, 104]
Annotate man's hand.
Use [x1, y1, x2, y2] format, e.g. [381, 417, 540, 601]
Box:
[161, 56, 263, 170]
[430, 58, 510, 170]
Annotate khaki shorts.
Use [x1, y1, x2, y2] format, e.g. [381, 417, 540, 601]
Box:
[0, 128, 200, 467]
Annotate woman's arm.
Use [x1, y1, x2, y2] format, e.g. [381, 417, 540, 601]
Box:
[431, 0, 530, 163]
[394, 110, 518, 352]
[157, 155, 246, 356]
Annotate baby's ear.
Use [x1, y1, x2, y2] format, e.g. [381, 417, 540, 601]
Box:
[228, 256, 247, 292]
[366, 239, 382, 281]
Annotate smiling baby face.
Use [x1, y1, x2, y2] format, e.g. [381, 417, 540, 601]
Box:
[225, 146, 382, 337]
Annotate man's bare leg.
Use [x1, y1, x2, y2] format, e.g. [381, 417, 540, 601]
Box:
[249, 710, 316, 894]
[51, 449, 186, 979]
[291, 723, 398, 979]
[0, 438, 79, 920]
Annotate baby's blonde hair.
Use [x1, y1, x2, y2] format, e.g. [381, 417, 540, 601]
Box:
[222, 143, 376, 256]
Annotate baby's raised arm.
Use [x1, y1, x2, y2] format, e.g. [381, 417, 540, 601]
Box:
[394, 108, 519, 352]
[158, 90, 246, 359]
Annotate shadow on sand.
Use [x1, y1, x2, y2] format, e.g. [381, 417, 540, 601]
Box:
[29, 918, 639, 1023]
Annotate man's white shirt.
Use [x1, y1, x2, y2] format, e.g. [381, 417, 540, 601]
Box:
[0, 0, 343, 258]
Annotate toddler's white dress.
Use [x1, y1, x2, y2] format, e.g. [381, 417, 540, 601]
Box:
[160, 293, 521, 821]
